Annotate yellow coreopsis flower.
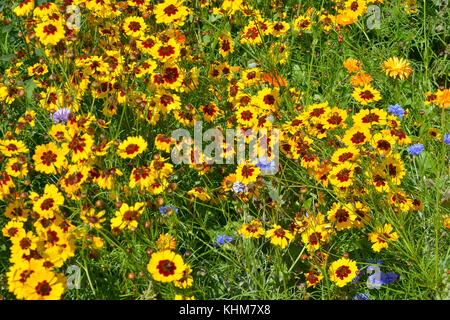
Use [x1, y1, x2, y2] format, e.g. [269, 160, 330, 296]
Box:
[328, 257, 358, 287]
[265, 224, 294, 248]
[368, 223, 399, 252]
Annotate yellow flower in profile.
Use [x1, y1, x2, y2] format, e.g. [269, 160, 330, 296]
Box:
[238, 220, 265, 239]
[368, 223, 399, 252]
[381, 57, 413, 80]
[328, 257, 358, 287]
[156, 233, 177, 251]
[187, 187, 211, 201]
[435, 88, 450, 109]
[81, 208, 106, 229]
[174, 265, 193, 288]
[304, 269, 323, 288]
[110, 202, 145, 231]
[117, 136, 148, 159]
[265, 224, 294, 249]
[147, 250, 186, 283]
[35, 20, 65, 46]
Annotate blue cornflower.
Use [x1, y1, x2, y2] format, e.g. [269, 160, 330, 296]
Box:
[444, 134, 450, 145]
[353, 293, 370, 300]
[159, 204, 178, 215]
[232, 181, 247, 193]
[407, 143, 424, 155]
[382, 272, 400, 285]
[214, 235, 233, 247]
[255, 157, 277, 173]
[388, 104, 405, 118]
[50, 108, 72, 124]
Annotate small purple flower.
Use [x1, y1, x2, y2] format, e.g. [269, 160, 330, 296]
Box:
[232, 181, 247, 193]
[50, 108, 72, 124]
[444, 134, 450, 145]
[159, 204, 178, 215]
[407, 143, 424, 155]
[388, 104, 405, 118]
[214, 235, 233, 247]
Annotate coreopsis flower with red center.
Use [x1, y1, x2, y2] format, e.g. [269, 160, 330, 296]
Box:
[221, 0, 243, 14]
[173, 107, 198, 126]
[353, 108, 388, 128]
[343, 58, 363, 73]
[328, 257, 358, 287]
[187, 187, 211, 201]
[137, 35, 157, 54]
[351, 201, 371, 229]
[10, 230, 39, 258]
[352, 84, 382, 105]
[27, 63, 48, 77]
[34, 20, 65, 46]
[95, 168, 123, 190]
[367, 167, 390, 193]
[322, 107, 348, 130]
[151, 38, 181, 63]
[122, 16, 147, 38]
[134, 59, 157, 79]
[129, 166, 154, 190]
[236, 162, 260, 185]
[33, 142, 68, 175]
[304, 269, 324, 288]
[174, 265, 193, 289]
[13, 0, 35, 16]
[370, 133, 396, 157]
[147, 250, 186, 283]
[33, 1, 58, 18]
[4, 200, 29, 221]
[117, 136, 147, 159]
[327, 202, 357, 231]
[2, 220, 25, 239]
[381, 57, 413, 80]
[200, 103, 224, 122]
[386, 128, 412, 146]
[257, 87, 280, 112]
[6, 157, 28, 178]
[300, 152, 320, 170]
[0, 139, 29, 157]
[342, 125, 372, 146]
[21, 269, 66, 300]
[150, 157, 174, 179]
[388, 191, 412, 212]
[301, 225, 330, 252]
[331, 146, 360, 165]
[33, 184, 65, 219]
[156, 91, 182, 113]
[148, 179, 169, 195]
[65, 133, 94, 163]
[236, 106, 259, 128]
[270, 21, 290, 37]
[381, 153, 406, 185]
[343, 0, 367, 19]
[154, 0, 190, 26]
[368, 223, 399, 252]
[218, 33, 234, 57]
[161, 64, 184, 90]
[265, 224, 294, 249]
[293, 15, 312, 30]
[0, 171, 15, 200]
[238, 220, 265, 239]
[424, 91, 438, 105]
[240, 23, 263, 45]
[305, 101, 330, 120]
[155, 134, 173, 153]
[328, 162, 356, 188]
[240, 68, 261, 88]
[81, 208, 106, 230]
[111, 202, 145, 231]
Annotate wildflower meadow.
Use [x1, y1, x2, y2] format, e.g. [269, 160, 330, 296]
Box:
[0, 0, 448, 302]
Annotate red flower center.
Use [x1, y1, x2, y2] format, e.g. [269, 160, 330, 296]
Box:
[125, 144, 140, 155]
[360, 90, 375, 100]
[157, 259, 176, 276]
[43, 24, 58, 35]
[163, 4, 178, 16]
[128, 21, 142, 32]
[41, 151, 57, 166]
[350, 132, 366, 144]
[41, 198, 55, 211]
[335, 265, 351, 280]
[36, 281, 52, 296]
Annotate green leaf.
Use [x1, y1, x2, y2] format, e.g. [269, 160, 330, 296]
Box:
[25, 79, 37, 100]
